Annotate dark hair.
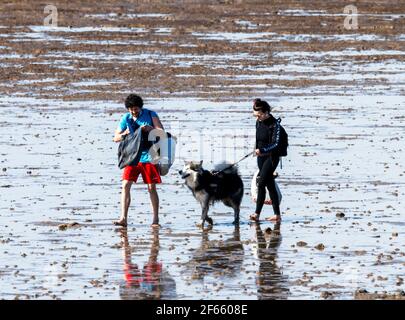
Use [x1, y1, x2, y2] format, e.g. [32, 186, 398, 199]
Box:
[125, 94, 144, 109]
[253, 98, 271, 113]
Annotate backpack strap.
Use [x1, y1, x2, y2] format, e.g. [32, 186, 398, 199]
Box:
[126, 116, 138, 134]
[128, 109, 153, 133]
[147, 109, 153, 126]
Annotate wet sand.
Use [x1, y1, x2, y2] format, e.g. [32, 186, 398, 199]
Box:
[0, 0, 404, 299]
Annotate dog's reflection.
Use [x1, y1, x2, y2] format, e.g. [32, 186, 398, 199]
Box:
[253, 222, 290, 300]
[119, 228, 176, 300]
[188, 225, 244, 280]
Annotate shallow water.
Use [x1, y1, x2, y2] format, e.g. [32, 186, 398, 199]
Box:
[0, 94, 404, 299]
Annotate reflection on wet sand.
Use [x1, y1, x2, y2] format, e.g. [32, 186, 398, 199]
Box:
[188, 226, 244, 280]
[119, 228, 176, 300]
[253, 222, 290, 300]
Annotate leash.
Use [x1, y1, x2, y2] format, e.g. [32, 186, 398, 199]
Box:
[212, 151, 255, 176]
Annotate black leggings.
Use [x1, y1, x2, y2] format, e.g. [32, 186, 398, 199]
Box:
[255, 156, 280, 216]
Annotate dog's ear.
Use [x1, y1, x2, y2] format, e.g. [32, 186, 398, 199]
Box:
[199, 160, 203, 166]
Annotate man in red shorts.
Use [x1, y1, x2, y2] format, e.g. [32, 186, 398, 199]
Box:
[113, 94, 164, 228]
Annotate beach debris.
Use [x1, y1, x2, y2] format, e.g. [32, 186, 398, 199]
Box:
[297, 241, 308, 247]
[320, 291, 333, 299]
[354, 289, 405, 300]
[58, 222, 80, 231]
[315, 243, 325, 251]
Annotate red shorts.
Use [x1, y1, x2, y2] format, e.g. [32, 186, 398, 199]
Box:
[122, 163, 162, 184]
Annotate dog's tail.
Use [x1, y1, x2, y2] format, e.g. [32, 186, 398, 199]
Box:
[214, 162, 239, 175]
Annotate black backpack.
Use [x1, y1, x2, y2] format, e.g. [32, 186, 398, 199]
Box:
[278, 121, 289, 157]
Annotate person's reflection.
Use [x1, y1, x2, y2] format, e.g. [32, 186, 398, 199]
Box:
[119, 228, 176, 299]
[254, 222, 289, 299]
[189, 225, 244, 280]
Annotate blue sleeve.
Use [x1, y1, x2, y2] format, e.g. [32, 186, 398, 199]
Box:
[150, 110, 158, 118]
[118, 114, 129, 132]
[259, 120, 281, 154]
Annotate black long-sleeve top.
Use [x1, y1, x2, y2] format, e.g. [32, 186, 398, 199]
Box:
[255, 114, 282, 156]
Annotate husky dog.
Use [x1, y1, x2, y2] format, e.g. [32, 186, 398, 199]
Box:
[179, 161, 244, 227]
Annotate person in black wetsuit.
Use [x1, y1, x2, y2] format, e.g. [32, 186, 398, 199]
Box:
[250, 99, 282, 223]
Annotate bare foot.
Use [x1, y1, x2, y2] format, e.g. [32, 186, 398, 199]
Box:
[151, 218, 160, 228]
[113, 219, 127, 227]
[265, 215, 282, 223]
[249, 213, 260, 221]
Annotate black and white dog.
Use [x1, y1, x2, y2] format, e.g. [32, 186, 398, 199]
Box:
[179, 161, 244, 227]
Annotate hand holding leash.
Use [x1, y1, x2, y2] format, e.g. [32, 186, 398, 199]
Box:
[212, 151, 255, 176]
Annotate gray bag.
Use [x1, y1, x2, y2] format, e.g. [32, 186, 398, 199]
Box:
[150, 132, 177, 176]
[117, 127, 142, 169]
